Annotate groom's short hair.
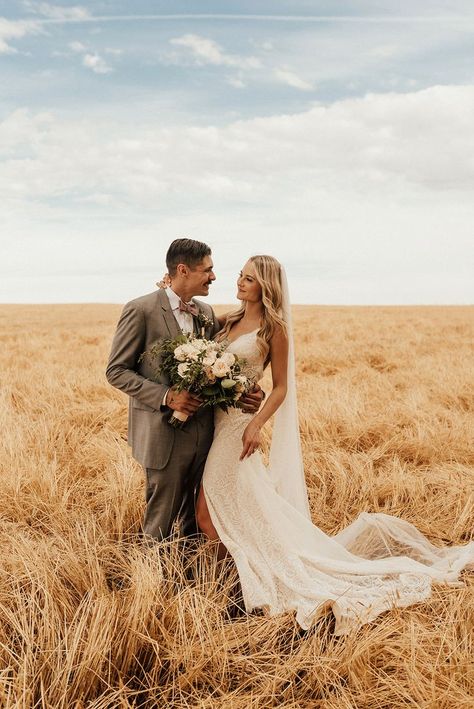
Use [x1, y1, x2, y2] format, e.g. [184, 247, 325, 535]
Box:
[166, 238, 212, 276]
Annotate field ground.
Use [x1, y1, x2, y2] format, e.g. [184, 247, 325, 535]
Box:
[0, 304, 473, 707]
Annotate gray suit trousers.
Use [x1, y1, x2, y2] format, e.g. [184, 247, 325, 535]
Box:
[143, 413, 214, 540]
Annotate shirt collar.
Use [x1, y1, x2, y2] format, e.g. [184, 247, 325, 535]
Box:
[165, 286, 195, 311]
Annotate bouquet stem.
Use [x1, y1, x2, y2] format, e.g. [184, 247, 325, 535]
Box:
[169, 410, 189, 428]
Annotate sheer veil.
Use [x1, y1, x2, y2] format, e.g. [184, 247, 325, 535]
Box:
[267, 266, 473, 598]
[269, 266, 312, 519]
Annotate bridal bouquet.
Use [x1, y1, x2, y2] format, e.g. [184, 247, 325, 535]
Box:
[143, 333, 252, 427]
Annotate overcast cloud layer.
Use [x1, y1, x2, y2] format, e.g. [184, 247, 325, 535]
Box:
[1, 1, 473, 304]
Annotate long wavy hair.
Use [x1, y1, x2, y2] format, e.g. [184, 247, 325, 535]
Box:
[216, 255, 287, 367]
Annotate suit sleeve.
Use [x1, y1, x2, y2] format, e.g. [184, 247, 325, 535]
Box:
[210, 306, 221, 338]
[105, 301, 168, 410]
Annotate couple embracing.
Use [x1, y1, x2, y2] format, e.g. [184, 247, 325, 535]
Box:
[107, 238, 473, 636]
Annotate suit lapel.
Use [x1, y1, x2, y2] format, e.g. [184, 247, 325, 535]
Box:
[191, 300, 201, 336]
[157, 288, 182, 338]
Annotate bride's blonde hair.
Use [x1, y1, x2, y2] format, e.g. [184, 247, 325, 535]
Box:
[216, 255, 287, 367]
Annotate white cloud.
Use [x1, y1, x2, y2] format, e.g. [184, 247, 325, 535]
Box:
[1, 86, 473, 202]
[274, 67, 314, 91]
[69, 40, 86, 52]
[258, 17, 474, 95]
[23, 1, 91, 20]
[1, 85, 473, 303]
[169, 33, 261, 70]
[82, 52, 112, 74]
[167, 34, 315, 92]
[66, 41, 118, 71]
[0, 17, 41, 54]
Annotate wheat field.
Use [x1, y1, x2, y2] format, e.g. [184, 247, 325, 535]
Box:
[0, 303, 473, 708]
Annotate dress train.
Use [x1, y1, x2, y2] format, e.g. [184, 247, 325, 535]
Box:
[201, 331, 474, 635]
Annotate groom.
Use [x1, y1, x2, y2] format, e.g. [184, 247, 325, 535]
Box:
[106, 238, 262, 541]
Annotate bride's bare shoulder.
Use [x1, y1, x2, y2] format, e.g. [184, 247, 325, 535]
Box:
[216, 311, 234, 328]
[271, 321, 288, 341]
[269, 323, 289, 357]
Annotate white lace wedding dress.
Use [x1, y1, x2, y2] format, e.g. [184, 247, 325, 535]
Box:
[201, 330, 474, 635]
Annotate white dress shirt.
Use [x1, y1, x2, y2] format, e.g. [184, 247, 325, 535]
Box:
[165, 286, 194, 334]
[161, 287, 195, 407]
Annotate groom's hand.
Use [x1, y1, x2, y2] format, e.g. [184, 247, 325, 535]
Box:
[239, 384, 265, 414]
[166, 388, 202, 416]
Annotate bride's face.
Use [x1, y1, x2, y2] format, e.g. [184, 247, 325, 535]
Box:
[237, 260, 262, 303]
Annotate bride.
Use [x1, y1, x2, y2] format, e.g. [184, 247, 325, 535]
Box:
[196, 255, 474, 635]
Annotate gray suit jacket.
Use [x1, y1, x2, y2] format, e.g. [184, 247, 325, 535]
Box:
[106, 288, 220, 469]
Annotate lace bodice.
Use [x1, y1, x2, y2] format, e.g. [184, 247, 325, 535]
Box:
[225, 329, 264, 384]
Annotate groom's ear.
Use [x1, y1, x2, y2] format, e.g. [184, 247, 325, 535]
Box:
[176, 263, 189, 277]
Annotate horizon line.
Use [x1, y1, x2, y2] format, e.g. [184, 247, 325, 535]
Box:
[1, 302, 472, 308]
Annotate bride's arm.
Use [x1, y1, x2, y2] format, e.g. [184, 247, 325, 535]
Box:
[239, 326, 288, 460]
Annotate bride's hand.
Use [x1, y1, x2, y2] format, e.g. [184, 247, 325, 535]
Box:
[240, 421, 262, 460]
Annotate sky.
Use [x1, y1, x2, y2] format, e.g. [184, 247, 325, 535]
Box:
[1, 1, 473, 305]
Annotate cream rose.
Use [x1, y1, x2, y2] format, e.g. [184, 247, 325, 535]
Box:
[180, 343, 200, 361]
[191, 338, 207, 352]
[204, 366, 216, 383]
[212, 359, 230, 378]
[221, 352, 236, 367]
[202, 351, 217, 366]
[174, 345, 188, 362]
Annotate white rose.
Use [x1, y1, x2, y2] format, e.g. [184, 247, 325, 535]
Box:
[174, 345, 187, 362]
[212, 359, 230, 378]
[221, 352, 236, 366]
[202, 351, 217, 366]
[191, 338, 207, 352]
[180, 344, 199, 361]
[177, 362, 190, 377]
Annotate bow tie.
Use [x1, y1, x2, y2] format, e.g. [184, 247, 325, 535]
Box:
[179, 299, 199, 317]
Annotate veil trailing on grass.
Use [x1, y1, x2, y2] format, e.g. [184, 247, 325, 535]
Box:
[263, 265, 474, 632]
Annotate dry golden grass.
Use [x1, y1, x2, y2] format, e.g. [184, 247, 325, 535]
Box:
[0, 303, 473, 708]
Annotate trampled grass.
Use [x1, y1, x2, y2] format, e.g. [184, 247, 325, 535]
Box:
[0, 303, 473, 708]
